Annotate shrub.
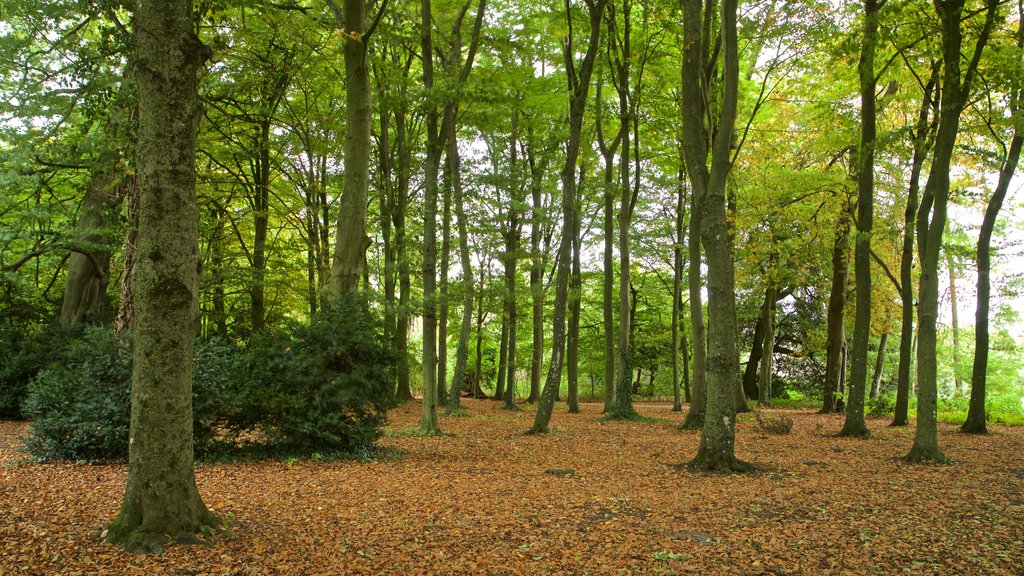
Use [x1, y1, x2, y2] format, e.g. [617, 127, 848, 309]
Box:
[755, 409, 793, 435]
[0, 324, 70, 420]
[191, 336, 244, 456]
[243, 295, 394, 456]
[22, 326, 133, 461]
[21, 295, 394, 461]
[866, 393, 896, 418]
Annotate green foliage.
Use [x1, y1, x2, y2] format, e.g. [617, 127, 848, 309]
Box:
[866, 393, 896, 418]
[235, 294, 395, 456]
[0, 323, 64, 419]
[21, 295, 394, 461]
[22, 326, 132, 461]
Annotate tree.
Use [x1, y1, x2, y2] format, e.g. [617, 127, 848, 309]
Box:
[105, 0, 217, 552]
[680, 0, 748, 471]
[892, 61, 939, 427]
[325, 0, 389, 298]
[907, 0, 998, 463]
[445, 0, 488, 414]
[529, 0, 608, 434]
[963, 3, 1024, 433]
[840, 0, 884, 438]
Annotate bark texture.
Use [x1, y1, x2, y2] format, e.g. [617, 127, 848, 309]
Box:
[106, 0, 216, 553]
[327, 0, 373, 298]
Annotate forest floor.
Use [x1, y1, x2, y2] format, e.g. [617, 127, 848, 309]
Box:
[1, 399, 1022, 576]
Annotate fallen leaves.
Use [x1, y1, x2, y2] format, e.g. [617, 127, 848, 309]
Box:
[1, 400, 1022, 575]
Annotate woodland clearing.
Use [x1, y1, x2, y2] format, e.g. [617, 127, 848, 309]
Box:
[1, 398, 1022, 575]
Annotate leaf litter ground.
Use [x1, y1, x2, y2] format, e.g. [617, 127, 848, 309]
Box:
[1, 399, 1022, 575]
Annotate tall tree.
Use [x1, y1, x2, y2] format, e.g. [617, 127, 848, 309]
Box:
[419, 0, 443, 434]
[529, 0, 608, 434]
[840, 0, 884, 438]
[595, 74, 622, 412]
[680, 0, 747, 470]
[821, 202, 851, 414]
[325, 0, 388, 298]
[907, 0, 998, 463]
[892, 62, 939, 427]
[105, 0, 217, 552]
[441, 0, 488, 413]
[964, 3, 1024, 433]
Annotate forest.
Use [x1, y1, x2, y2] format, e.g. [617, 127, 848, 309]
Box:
[1, 0, 1023, 572]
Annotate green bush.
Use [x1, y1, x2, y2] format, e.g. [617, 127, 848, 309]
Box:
[22, 326, 133, 461]
[243, 295, 394, 456]
[191, 336, 244, 456]
[0, 324, 69, 420]
[21, 295, 394, 461]
[866, 393, 896, 418]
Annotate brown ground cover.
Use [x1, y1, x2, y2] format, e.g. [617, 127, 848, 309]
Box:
[1, 398, 1022, 575]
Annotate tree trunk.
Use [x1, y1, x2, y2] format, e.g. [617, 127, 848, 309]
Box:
[446, 124, 474, 413]
[870, 331, 888, 399]
[528, 138, 546, 404]
[610, 0, 638, 421]
[419, 0, 442, 435]
[758, 285, 776, 406]
[326, 0, 372, 298]
[567, 188, 582, 414]
[378, 106, 397, 383]
[671, 161, 685, 412]
[394, 86, 414, 403]
[596, 76, 621, 413]
[840, 0, 881, 438]
[681, 301, 691, 403]
[893, 64, 938, 427]
[474, 267, 487, 397]
[907, 0, 997, 463]
[496, 317, 509, 399]
[438, 160, 451, 405]
[529, 0, 607, 434]
[61, 150, 123, 329]
[743, 317, 764, 400]
[946, 250, 962, 396]
[115, 178, 138, 335]
[964, 21, 1023, 431]
[822, 206, 851, 414]
[504, 113, 523, 411]
[105, 0, 216, 552]
[682, 183, 706, 428]
[681, 0, 748, 471]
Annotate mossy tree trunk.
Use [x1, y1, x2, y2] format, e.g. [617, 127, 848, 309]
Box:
[60, 149, 124, 329]
[326, 0, 374, 299]
[105, 0, 216, 553]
